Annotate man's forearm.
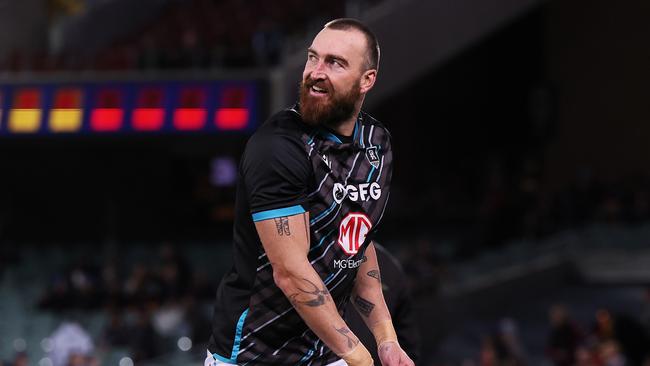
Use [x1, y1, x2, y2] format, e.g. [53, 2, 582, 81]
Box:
[273, 261, 363, 357]
[351, 247, 392, 329]
[352, 261, 414, 366]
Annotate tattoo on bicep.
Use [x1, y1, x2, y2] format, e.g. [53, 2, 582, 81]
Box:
[354, 295, 375, 317]
[367, 269, 381, 282]
[288, 278, 330, 307]
[274, 216, 291, 236]
[334, 326, 359, 349]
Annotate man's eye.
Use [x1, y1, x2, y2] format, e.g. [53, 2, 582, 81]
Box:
[308, 54, 317, 62]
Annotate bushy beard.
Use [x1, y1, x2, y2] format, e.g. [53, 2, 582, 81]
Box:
[299, 76, 361, 129]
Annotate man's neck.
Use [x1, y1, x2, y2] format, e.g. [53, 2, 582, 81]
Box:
[328, 101, 363, 137]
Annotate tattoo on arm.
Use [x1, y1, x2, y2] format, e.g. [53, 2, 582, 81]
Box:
[353, 295, 375, 317]
[334, 326, 359, 349]
[289, 278, 330, 307]
[367, 269, 380, 282]
[274, 216, 291, 236]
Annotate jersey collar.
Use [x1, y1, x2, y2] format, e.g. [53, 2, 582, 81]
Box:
[292, 103, 364, 149]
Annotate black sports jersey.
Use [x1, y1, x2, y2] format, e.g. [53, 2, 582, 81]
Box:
[208, 104, 393, 365]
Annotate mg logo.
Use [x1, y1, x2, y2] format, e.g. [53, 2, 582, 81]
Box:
[337, 212, 372, 255]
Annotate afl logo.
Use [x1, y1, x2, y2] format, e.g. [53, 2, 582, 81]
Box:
[338, 212, 372, 255]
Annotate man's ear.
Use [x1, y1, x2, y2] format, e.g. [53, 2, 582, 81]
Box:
[360, 69, 377, 94]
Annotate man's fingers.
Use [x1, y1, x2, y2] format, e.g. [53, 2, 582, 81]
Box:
[397, 350, 414, 366]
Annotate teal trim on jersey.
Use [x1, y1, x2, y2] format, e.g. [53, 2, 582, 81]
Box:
[296, 349, 315, 365]
[212, 353, 237, 364]
[296, 339, 320, 365]
[323, 131, 342, 144]
[211, 308, 249, 364]
[252, 205, 305, 222]
[310, 201, 337, 224]
[231, 308, 249, 359]
[307, 131, 317, 145]
[366, 166, 376, 182]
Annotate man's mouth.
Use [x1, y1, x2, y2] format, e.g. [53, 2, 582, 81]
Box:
[309, 84, 329, 96]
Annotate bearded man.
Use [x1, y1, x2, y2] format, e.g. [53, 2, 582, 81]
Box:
[206, 18, 414, 366]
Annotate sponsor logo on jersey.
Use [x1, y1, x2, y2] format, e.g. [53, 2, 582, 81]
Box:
[337, 212, 372, 255]
[332, 182, 381, 204]
[333, 256, 367, 269]
[333, 183, 347, 204]
[365, 146, 380, 168]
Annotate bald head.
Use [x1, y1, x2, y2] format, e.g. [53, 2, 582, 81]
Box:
[324, 18, 380, 71]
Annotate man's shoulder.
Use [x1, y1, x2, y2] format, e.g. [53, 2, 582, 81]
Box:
[360, 111, 392, 142]
[244, 107, 310, 159]
[253, 107, 309, 141]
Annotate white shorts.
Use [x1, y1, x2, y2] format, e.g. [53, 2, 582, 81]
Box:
[204, 350, 348, 366]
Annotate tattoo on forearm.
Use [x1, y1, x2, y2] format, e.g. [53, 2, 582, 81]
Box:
[367, 269, 380, 282]
[274, 216, 291, 236]
[334, 326, 359, 349]
[289, 278, 330, 307]
[354, 295, 375, 317]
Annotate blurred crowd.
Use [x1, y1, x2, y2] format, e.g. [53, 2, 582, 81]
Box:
[470, 300, 650, 366]
[35, 243, 216, 364]
[545, 304, 649, 366]
[2, 0, 384, 72]
[411, 159, 650, 250]
[392, 157, 650, 297]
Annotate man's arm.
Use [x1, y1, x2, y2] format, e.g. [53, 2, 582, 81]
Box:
[352, 243, 415, 366]
[255, 212, 372, 366]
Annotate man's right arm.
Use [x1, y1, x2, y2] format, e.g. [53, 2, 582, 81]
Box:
[255, 212, 373, 366]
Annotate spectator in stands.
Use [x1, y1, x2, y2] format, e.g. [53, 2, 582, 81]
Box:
[66, 353, 99, 366]
[157, 242, 190, 301]
[592, 310, 649, 366]
[38, 259, 101, 310]
[574, 345, 597, 366]
[496, 318, 528, 366]
[101, 309, 130, 348]
[479, 336, 498, 366]
[128, 307, 160, 363]
[8, 352, 28, 366]
[49, 322, 95, 366]
[546, 304, 584, 366]
[598, 340, 626, 366]
[592, 309, 616, 343]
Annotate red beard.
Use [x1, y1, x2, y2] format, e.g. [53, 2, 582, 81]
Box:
[299, 76, 360, 129]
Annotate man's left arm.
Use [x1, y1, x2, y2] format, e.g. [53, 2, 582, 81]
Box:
[351, 242, 415, 366]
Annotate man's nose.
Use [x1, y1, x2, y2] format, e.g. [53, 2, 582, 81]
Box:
[310, 61, 327, 80]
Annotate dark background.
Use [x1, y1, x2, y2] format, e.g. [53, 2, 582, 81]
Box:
[1, 0, 650, 365]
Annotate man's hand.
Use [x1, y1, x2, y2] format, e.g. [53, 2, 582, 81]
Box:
[378, 341, 415, 366]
